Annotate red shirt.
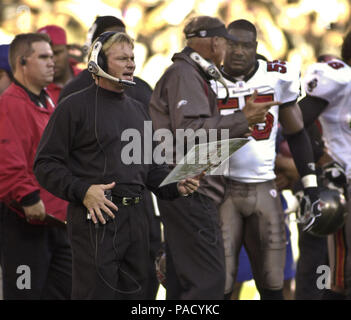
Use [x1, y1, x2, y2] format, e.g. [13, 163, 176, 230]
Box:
[0, 82, 68, 222]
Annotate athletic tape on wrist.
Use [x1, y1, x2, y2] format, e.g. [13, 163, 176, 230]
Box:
[301, 174, 318, 189]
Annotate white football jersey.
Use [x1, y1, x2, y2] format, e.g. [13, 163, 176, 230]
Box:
[303, 59, 351, 179]
[212, 59, 300, 183]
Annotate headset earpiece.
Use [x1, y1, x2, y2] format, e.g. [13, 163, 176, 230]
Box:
[190, 52, 229, 104]
[20, 56, 26, 66]
[92, 31, 116, 71]
[97, 50, 108, 72]
[87, 31, 136, 87]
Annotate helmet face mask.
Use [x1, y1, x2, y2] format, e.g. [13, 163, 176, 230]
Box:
[307, 188, 348, 237]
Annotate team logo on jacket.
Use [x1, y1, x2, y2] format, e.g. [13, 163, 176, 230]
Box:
[177, 99, 188, 108]
[270, 189, 277, 198]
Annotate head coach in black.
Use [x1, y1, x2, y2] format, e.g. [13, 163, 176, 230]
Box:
[34, 31, 200, 300]
[58, 15, 152, 106]
[58, 17, 162, 300]
[149, 16, 280, 299]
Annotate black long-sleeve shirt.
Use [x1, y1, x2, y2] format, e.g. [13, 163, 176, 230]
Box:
[34, 83, 178, 204]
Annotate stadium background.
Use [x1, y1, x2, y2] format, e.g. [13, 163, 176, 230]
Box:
[0, 0, 349, 299]
[1, 0, 350, 88]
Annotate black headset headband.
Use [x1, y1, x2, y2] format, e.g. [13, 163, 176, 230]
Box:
[95, 31, 117, 46]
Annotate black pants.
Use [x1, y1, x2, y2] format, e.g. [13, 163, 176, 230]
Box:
[295, 224, 328, 300]
[67, 201, 150, 299]
[157, 192, 225, 300]
[143, 191, 161, 299]
[0, 206, 72, 300]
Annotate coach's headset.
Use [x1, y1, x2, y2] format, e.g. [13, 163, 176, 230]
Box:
[190, 52, 229, 104]
[87, 31, 136, 87]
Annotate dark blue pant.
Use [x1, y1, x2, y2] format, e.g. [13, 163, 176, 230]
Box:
[143, 191, 162, 299]
[0, 206, 72, 300]
[295, 224, 328, 300]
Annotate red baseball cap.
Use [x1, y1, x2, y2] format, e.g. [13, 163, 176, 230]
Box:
[37, 25, 67, 45]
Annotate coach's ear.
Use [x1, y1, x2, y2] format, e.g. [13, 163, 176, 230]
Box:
[211, 36, 222, 53]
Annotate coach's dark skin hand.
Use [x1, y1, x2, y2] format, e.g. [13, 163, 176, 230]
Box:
[242, 90, 281, 126]
[83, 182, 118, 224]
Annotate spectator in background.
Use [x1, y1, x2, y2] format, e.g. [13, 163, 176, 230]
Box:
[0, 44, 12, 95]
[0, 33, 72, 300]
[37, 25, 81, 104]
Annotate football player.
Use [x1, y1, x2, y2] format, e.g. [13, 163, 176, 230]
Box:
[298, 32, 351, 299]
[213, 20, 321, 300]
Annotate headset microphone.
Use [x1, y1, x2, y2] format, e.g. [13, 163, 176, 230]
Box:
[88, 38, 136, 87]
[190, 52, 229, 104]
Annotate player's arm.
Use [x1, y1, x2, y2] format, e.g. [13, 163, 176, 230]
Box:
[298, 95, 329, 127]
[299, 96, 347, 193]
[279, 103, 320, 230]
[279, 103, 317, 188]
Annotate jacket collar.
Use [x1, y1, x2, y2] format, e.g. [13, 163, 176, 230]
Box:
[172, 46, 211, 81]
[13, 79, 54, 109]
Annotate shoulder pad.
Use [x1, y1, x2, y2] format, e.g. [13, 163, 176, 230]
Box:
[303, 59, 351, 102]
[262, 60, 301, 103]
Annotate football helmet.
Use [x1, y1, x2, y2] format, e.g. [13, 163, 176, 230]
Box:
[298, 187, 348, 237]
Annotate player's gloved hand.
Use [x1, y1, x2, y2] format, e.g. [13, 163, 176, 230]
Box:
[322, 161, 347, 189]
[296, 187, 322, 232]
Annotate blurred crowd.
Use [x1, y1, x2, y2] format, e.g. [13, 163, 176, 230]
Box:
[0, 0, 350, 87]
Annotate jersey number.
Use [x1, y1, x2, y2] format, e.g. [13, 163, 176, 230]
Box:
[218, 94, 275, 141]
[267, 60, 287, 74]
[327, 61, 344, 69]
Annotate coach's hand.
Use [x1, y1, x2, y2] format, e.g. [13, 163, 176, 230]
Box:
[83, 182, 118, 224]
[177, 171, 205, 196]
[242, 90, 281, 126]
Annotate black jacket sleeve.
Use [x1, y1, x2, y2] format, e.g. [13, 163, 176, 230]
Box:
[33, 102, 91, 204]
[145, 164, 180, 200]
[299, 95, 328, 127]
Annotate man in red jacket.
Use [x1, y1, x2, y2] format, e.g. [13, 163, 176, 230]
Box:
[0, 33, 71, 299]
[37, 25, 81, 104]
[0, 44, 12, 95]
